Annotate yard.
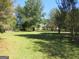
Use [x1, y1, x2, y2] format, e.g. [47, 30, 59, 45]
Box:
[0, 32, 79, 59]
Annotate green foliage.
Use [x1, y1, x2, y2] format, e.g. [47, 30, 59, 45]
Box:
[56, 0, 79, 41]
[24, 0, 43, 28]
[16, 0, 43, 31]
[0, 0, 16, 32]
[49, 8, 65, 32]
[65, 9, 79, 31]
[0, 25, 5, 33]
[48, 0, 79, 34]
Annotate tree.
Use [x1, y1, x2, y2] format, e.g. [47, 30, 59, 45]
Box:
[0, 0, 15, 32]
[15, 5, 25, 30]
[23, 0, 43, 31]
[16, 0, 43, 31]
[56, 0, 69, 34]
[49, 8, 65, 33]
[57, 0, 78, 40]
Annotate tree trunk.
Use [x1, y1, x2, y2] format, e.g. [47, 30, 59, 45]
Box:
[58, 28, 61, 34]
[33, 27, 35, 31]
[71, 27, 75, 41]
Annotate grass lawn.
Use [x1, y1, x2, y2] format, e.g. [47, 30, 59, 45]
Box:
[0, 32, 79, 59]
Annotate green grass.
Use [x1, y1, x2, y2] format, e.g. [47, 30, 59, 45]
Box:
[0, 32, 79, 59]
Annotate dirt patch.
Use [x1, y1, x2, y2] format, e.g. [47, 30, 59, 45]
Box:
[0, 39, 9, 51]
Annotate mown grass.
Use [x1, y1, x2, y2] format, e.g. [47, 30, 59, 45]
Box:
[0, 32, 79, 59]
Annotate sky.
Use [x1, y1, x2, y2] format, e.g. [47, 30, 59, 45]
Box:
[15, 0, 58, 19]
[15, 0, 79, 18]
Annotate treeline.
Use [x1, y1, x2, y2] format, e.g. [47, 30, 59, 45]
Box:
[49, 0, 79, 41]
[0, 0, 45, 32]
[49, 0, 79, 33]
[0, 0, 79, 37]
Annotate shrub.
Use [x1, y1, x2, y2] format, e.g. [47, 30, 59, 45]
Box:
[0, 25, 5, 33]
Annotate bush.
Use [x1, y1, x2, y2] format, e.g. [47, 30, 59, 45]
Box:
[0, 25, 5, 33]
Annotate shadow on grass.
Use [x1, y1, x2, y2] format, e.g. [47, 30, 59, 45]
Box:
[16, 33, 79, 59]
[15, 33, 71, 41]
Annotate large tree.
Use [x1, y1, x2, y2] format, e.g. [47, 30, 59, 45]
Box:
[50, 8, 66, 34]
[23, 0, 43, 31]
[57, 0, 78, 40]
[0, 0, 15, 32]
